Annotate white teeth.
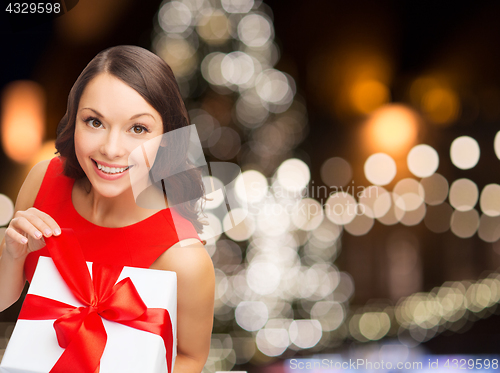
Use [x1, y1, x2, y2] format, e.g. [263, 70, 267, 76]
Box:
[96, 162, 129, 174]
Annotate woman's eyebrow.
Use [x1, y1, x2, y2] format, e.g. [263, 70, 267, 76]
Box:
[80, 108, 156, 121]
[130, 112, 156, 121]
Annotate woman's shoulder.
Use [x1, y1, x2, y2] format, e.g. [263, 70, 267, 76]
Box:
[14, 158, 53, 212]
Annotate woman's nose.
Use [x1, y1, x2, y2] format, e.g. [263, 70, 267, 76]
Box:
[100, 130, 125, 159]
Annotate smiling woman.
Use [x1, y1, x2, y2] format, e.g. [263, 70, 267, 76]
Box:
[0, 46, 215, 373]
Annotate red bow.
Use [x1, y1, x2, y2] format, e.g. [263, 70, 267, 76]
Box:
[19, 230, 174, 373]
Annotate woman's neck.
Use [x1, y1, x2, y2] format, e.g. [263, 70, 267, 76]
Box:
[75, 178, 164, 227]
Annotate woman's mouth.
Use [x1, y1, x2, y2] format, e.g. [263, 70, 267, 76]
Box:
[93, 160, 130, 174]
[91, 159, 133, 179]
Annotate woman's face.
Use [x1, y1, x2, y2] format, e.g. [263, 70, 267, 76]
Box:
[75, 73, 164, 198]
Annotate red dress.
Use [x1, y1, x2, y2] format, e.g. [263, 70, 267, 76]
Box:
[24, 156, 201, 283]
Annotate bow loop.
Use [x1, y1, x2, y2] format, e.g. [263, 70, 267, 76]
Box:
[53, 307, 91, 348]
[97, 277, 148, 321]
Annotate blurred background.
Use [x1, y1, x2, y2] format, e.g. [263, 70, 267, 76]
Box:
[2, 0, 500, 371]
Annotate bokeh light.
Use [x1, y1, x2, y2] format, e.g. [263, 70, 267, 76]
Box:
[320, 157, 352, 187]
[450, 209, 480, 238]
[235, 91, 270, 128]
[221, 52, 257, 86]
[324, 192, 357, 225]
[154, 34, 198, 78]
[158, 1, 193, 34]
[1, 81, 45, 163]
[494, 131, 500, 160]
[310, 301, 344, 332]
[410, 77, 460, 125]
[478, 215, 500, 243]
[223, 208, 255, 241]
[288, 320, 322, 349]
[256, 326, 289, 357]
[363, 104, 419, 156]
[256, 202, 291, 236]
[235, 301, 269, 331]
[377, 193, 403, 226]
[399, 203, 426, 226]
[420, 173, 449, 206]
[276, 158, 310, 193]
[291, 198, 324, 231]
[450, 136, 480, 170]
[449, 178, 478, 211]
[246, 261, 282, 295]
[358, 312, 391, 341]
[235, 170, 268, 204]
[479, 184, 500, 217]
[407, 144, 439, 178]
[350, 79, 390, 114]
[221, 0, 255, 13]
[393, 178, 425, 212]
[421, 87, 460, 125]
[358, 185, 391, 218]
[30, 140, 57, 166]
[197, 9, 231, 45]
[364, 153, 397, 186]
[237, 14, 273, 48]
[344, 212, 374, 236]
[255, 69, 294, 107]
[201, 52, 229, 86]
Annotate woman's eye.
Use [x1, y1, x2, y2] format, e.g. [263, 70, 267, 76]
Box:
[132, 125, 148, 134]
[87, 118, 102, 128]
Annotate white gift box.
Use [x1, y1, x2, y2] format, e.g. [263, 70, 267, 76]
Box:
[0, 256, 177, 373]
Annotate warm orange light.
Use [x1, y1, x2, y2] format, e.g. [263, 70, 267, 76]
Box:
[316, 48, 393, 119]
[363, 104, 420, 157]
[421, 87, 459, 125]
[409, 77, 439, 106]
[350, 79, 390, 114]
[1, 81, 45, 163]
[56, 0, 130, 44]
[30, 140, 57, 167]
[409, 76, 460, 125]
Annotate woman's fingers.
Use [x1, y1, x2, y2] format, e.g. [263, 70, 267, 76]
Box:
[5, 227, 29, 245]
[27, 208, 61, 236]
[15, 209, 60, 237]
[37, 210, 61, 236]
[10, 216, 47, 241]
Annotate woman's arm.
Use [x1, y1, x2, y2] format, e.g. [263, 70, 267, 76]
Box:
[0, 159, 59, 312]
[150, 239, 215, 373]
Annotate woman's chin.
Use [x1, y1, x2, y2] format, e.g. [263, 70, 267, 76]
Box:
[91, 182, 131, 199]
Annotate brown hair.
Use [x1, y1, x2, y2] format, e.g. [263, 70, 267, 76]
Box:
[55, 45, 206, 233]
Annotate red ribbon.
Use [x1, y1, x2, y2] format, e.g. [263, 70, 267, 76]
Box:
[18, 229, 174, 373]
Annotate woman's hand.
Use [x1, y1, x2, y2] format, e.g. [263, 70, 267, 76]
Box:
[4, 208, 61, 260]
[0, 159, 52, 312]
